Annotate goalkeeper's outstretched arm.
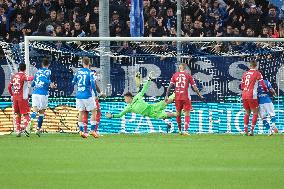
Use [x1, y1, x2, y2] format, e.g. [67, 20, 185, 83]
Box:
[106, 105, 131, 118]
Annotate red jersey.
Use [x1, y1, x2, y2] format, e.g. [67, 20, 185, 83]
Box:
[8, 72, 34, 100]
[170, 71, 196, 101]
[241, 69, 267, 99]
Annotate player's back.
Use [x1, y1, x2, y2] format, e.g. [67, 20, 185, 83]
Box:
[258, 80, 272, 104]
[10, 72, 29, 100]
[170, 71, 195, 100]
[73, 68, 94, 99]
[241, 69, 262, 99]
[33, 68, 51, 95]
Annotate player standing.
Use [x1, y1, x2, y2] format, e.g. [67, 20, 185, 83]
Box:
[166, 63, 204, 135]
[241, 60, 268, 136]
[29, 58, 56, 137]
[257, 78, 278, 135]
[72, 57, 97, 138]
[82, 70, 105, 138]
[8, 63, 34, 137]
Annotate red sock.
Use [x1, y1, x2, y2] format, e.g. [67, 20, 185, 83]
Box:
[83, 111, 88, 133]
[23, 115, 30, 129]
[244, 114, 249, 133]
[184, 116, 190, 132]
[15, 115, 21, 132]
[251, 114, 258, 133]
[176, 116, 181, 131]
[95, 111, 101, 131]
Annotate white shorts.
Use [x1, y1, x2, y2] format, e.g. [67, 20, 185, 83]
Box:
[32, 94, 48, 110]
[76, 97, 96, 111]
[259, 103, 275, 118]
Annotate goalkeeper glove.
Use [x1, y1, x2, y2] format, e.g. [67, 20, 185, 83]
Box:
[106, 112, 113, 119]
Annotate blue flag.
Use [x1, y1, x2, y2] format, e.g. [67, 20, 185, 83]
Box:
[130, 0, 144, 37]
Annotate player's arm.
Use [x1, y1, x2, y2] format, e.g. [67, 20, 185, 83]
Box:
[8, 80, 13, 96]
[71, 72, 78, 85]
[166, 75, 175, 99]
[24, 75, 34, 81]
[90, 73, 98, 97]
[189, 75, 205, 101]
[106, 105, 131, 119]
[258, 73, 268, 92]
[95, 81, 106, 98]
[136, 79, 151, 97]
[240, 75, 245, 90]
[267, 81, 277, 96]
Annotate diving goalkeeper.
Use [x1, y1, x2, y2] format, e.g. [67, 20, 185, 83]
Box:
[106, 75, 175, 120]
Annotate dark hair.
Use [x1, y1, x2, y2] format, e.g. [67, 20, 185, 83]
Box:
[42, 58, 50, 67]
[124, 92, 133, 97]
[18, 63, 26, 71]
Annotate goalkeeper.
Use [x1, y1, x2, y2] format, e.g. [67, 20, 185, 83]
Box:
[106, 75, 175, 120]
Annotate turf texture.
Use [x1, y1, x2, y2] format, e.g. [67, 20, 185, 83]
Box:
[0, 134, 283, 189]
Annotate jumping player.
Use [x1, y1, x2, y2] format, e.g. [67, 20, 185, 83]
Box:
[106, 74, 176, 120]
[8, 63, 34, 137]
[241, 60, 268, 136]
[29, 58, 56, 137]
[257, 78, 278, 135]
[166, 63, 204, 135]
[72, 57, 97, 138]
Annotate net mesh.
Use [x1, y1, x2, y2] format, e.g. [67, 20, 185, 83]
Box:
[0, 39, 284, 134]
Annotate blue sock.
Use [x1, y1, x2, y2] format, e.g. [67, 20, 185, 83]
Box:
[30, 112, 37, 120]
[90, 121, 96, 131]
[78, 122, 84, 132]
[37, 115, 44, 129]
[262, 119, 270, 129]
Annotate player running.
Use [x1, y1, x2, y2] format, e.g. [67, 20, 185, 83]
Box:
[257, 79, 278, 135]
[29, 58, 56, 137]
[72, 57, 97, 138]
[82, 69, 105, 138]
[106, 73, 176, 121]
[8, 63, 34, 137]
[241, 60, 268, 136]
[166, 63, 204, 135]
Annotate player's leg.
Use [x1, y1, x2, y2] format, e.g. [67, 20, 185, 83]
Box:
[249, 100, 260, 136]
[76, 99, 88, 138]
[183, 100, 192, 135]
[35, 109, 45, 137]
[95, 99, 101, 132]
[175, 100, 183, 134]
[259, 104, 270, 132]
[267, 103, 278, 134]
[82, 110, 88, 133]
[242, 99, 251, 135]
[29, 94, 39, 130]
[88, 98, 98, 138]
[19, 99, 31, 137]
[13, 99, 21, 136]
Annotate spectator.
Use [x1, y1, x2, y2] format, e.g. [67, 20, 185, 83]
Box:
[224, 25, 234, 37]
[265, 6, 281, 30]
[63, 21, 72, 37]
[54, 24, 63, 36]
[259, 26, 270, 37]
[5, 24, 20, 43]
[71, 21, 85, 37]
[13, 13, 25, 34]
[244, 4, 262, 36]
[86, 22, 98, 37]
[39, 9, 59, 32]
[245, 27, 255, 37]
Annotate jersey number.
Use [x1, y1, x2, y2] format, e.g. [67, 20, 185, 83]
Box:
[176, 75, 186, 88]
[244, 74, 251, 89]
[78, 75, 87, 86]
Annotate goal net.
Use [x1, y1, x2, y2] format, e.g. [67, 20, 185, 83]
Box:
[0, 36, 284, 134]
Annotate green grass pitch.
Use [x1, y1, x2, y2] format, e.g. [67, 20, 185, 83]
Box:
[0, 134, 283, 189]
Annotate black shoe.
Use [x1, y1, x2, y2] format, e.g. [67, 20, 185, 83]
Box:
[23, 130, 30, 137]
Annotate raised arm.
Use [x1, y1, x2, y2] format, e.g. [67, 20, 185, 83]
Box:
[106, 105, 131, 119]
[137, 79, 151, 97]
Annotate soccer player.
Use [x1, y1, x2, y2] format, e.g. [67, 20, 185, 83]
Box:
[8, 63, 34, 137]
[29, 58, 56, 137]
[106, 74, 176, 120]
[72, 57, 97, 138]
[166, 63, 204, 135]
[82, 69, 105, 138]
[241, 60, 268, 136]
[257, 78, 278, 135]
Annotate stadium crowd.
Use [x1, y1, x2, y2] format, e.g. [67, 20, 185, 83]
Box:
[0, 0, 283, 43]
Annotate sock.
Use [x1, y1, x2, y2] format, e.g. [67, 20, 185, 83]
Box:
[176, 116, 181, 132]
[262, 118, 270, 129]
[30, 111, 37, 120]
[90, 121, 96, 132]
[251, 114, 258, 133]
[78, 122, 84, 132]
[83, 111, 88, 133]
[37, 114, 44, 129]
[244, 114, 249, 133]
[15, 115, 21, 132]
[23, 115, 30, 129]
[95, 112, 101, 131]
[184, 116, 190, 132]
[271, 116, 276, 127]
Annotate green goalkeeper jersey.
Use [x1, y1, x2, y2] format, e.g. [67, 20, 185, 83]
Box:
[112, 80, 174, 119]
